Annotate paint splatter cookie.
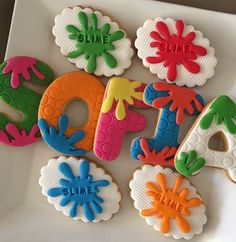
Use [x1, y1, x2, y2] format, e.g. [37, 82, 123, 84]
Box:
[130, 165, 207, 239]
[39, 156, 121, 222]
[135, 17, 217, 87]
[52, 6, 133, 76]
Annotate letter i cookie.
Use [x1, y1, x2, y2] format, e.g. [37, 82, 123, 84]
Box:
[175, 95, 236, 182]
[0, 56, 54, 146]
[135, 17, 217, 87]
[130, 165, 207, 239]
[53, 6, 133, 76]
[39, 156, 121, 222]
[130, 82, 204, 166]
[94, 77, 148, 161]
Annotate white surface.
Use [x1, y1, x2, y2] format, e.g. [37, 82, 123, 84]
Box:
[1, 0, 236, 241]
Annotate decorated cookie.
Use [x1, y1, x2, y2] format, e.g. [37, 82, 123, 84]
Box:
[131, 82, 204, 166]
[130, 165, 207, 239]
[0, 56, 54, 146]
[175, 95, 236, 182]
[52, 6, 133, 76]
[94, 77, 148, 161]
[39, 156, 121, 222]
[38, 71, 105, 155]
[135, 17, 217, 87]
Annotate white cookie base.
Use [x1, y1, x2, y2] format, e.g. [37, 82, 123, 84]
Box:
[52, 6, 133, 76]
[129, 165, 207, 239]
[39, 156, 121, 222]
[135, 17, 217, 87]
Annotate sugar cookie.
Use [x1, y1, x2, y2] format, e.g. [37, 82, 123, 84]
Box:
[130, 165, 207, 239]
[0, 56, 54, 146]
[175, 95, 236, 182]
[38, 71, 105, 155]
[53, 6, 133, 76]
[94, 77, 147, 161]
[39, 156, 121, 222]
[131, 82, 204, 166]
[135, 17, 217, 87]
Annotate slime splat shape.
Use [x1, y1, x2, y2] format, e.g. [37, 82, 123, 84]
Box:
[152, 82, 203, 125]
[138, 138, 177, 166]
[2, 56, 45, 88]
[47, 160, 109, 221]
[141, 173, 201, 234]
[66, 12, 125, 73]
[199, 95, 236, 134]
[38, 115, 86, 155]
[101, 77, 143, 120]
[0, 123, 39, 146]
[146, 20, 207, 81]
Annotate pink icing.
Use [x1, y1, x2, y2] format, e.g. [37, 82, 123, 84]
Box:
[94, 102, 146, 161]
[2, 56, 45, 89]
[0, 123, 40, 146]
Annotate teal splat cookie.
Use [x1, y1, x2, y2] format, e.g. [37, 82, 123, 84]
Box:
[39, 156, 121, 222]
[52, 6, 133, 76]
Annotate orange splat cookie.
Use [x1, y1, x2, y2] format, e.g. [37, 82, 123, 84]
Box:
[129, 165, 207, 239]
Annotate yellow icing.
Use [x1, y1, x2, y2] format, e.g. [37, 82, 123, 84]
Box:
[101, 77, 143, 120]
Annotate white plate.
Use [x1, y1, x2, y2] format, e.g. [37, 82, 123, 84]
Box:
[1, 0, 236, 241]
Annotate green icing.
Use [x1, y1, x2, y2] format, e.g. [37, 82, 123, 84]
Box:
[0, 61, 54, 133]
[174, 150, 205, 177]
[66, 12, 125, 72]
[199, 95, 236, 134]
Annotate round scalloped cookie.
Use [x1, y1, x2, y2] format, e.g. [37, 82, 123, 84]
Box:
[39, 156, 121, 222]
[130, 165, 207, 240]
[52, 6, 134, 76]
[135, 17, 217, 87]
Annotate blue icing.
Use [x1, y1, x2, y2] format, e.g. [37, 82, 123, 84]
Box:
[47, 160, 110, 221]
[38, 114, 86, 155]
[130, 83, 204, 161]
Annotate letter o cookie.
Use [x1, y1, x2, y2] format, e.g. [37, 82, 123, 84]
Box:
[38, 71, 105, 155]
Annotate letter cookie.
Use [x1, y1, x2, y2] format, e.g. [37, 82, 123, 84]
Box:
[135, 17, 217, 87]
[39, 156, 121, 222]
[0, 56, 54, 146]
[175, 95, 236, 182]
[130, 82, 204, 166]
[94, 77, 147, 161]
[38, 71, 104, 155]
[130, 165, 207, 239]
[53, 6, 133, 76]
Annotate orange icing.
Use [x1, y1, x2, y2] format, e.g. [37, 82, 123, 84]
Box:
[38, 71, 105, 151]
[141, 173, 201, 234]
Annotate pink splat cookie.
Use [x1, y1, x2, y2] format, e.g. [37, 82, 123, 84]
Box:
[93, 77, 148, 161]
[135, 17, 217, 87]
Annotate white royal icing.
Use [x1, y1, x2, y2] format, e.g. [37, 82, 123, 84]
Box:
[39, 156, 121, 222]
[130, 165, 207, 240]
[135, 17, 217, 87]
[52, 6, 133, 76]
